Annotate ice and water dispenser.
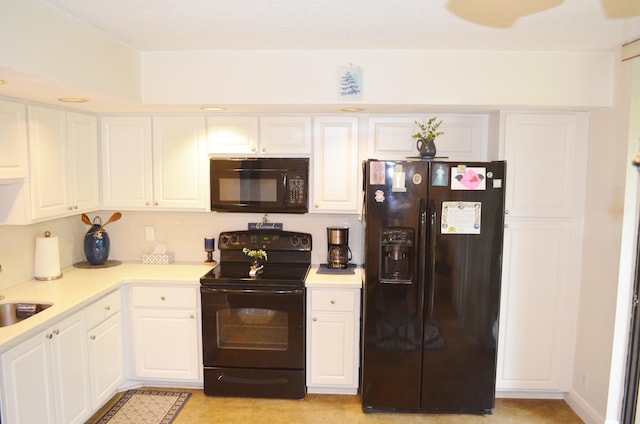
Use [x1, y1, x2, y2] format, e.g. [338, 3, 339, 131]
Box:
[380, 227, 414, 283]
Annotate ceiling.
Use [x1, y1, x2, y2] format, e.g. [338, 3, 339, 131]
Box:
[2, 0, 640, 113]
[42, 0, 640, 52]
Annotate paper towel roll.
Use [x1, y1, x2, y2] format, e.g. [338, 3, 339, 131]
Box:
[34, 232, 62, 281]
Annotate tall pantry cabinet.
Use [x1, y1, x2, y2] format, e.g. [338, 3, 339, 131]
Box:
[496, 112, 588, 393]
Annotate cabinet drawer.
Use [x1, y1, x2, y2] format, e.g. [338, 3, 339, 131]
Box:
[310, 289, 356, 312]
[86, 290, 121, 329]
[131, 286, 197, 308]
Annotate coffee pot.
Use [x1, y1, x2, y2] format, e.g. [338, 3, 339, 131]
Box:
[327, 227, 352, 269]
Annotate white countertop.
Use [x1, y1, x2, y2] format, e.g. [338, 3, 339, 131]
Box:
[0, 262, 362, 352]
[0, 261, 214, 352]
[306, 265, 363, 289]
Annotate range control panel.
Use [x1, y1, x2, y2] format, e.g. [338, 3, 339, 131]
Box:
[218, 230, 312, 252]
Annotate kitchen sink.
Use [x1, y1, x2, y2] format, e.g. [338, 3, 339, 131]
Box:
[0, 302, 53, 327]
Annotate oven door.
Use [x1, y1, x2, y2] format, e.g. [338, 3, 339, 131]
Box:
[201, 286, 304, 369]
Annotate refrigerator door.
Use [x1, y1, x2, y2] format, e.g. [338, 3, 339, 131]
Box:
[420, 161, 506, 413]
[361, 159, 429, 411]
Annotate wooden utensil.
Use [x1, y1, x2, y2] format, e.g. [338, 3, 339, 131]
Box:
[81, 213, 92, 225]
[101, 212, 121, 229]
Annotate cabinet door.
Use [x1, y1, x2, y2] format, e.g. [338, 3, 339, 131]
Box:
[87, 313, 124, 408]
[207, 116, 258, 155]
[101, 116, 153, 208]
[311, 117, 359, 213]
[50, 311, 92, 424]
[368, 114, 488, 161]
[131, 308, 200, 380]
[1, 330, 56, 424]
[152, 116, 208, 209]
[0, 99, 28, 180]
[308, 311, 356, 387]
[67, 112, 99, 213]
[28, 105, 70, 219]
[259, 116, 311, 155]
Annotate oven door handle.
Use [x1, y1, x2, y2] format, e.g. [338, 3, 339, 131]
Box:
[201, 287, 304, 295]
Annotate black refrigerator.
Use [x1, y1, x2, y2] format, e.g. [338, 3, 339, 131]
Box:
[361, 159, 506, 414]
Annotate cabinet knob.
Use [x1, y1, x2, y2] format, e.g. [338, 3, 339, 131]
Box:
[505, 209, 510, 214]
[146, 201, 151, 206]
[52, 329, 60, 335]
[161, 296, 166, 301]
[73, 205, 78, 210]
[67, 206, 73, 211]
[90, 335, 96, 340]
[314, 204, 319, 208]
[504, 224, 509, 228]
[190, 314, 195, 319]
[154, 202, 159, 206]
[312, 317, 317, 322]
[46, 333, 53, 339]
[251, 146, 257, 152]
[105, 305, 111, 311]
[330, 300, 336, 304]
[261, 147, 266, 153]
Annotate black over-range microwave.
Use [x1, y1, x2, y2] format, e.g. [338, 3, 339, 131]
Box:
[210, 157, 309, 213]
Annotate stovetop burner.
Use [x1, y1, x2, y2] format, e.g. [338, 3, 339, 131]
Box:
[200, 229, 312, 288]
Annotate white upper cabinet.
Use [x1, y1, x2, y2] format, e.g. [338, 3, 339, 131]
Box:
[101, 116, 153, 209]
[101, 116, 208, 210]
[0, 99, 28, 181]
[152, 116, 208, 209]
[208, 116, 311, 156]
[311, 116, 359, 213]
[367, 114, 488, 161]
[207, 116, 258, 155]
[28, 106, 99, 220]
[259, 116, 311, 155]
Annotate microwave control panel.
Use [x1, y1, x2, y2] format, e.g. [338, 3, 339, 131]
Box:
[288, 178, 305, 204]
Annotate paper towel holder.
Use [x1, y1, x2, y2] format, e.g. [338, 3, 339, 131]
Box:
[34, 231, 62, 281]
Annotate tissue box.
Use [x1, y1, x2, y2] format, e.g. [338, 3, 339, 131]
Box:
[142, 252, 174, 265]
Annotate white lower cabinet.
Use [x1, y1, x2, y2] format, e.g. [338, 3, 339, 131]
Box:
[1, 310, 92, 424]
[306, 287, 361, 394]
[86, 290, 124, 409]
[129, 285, 201, 382]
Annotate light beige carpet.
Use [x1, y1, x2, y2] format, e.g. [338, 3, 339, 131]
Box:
[96, 389, 191, 424]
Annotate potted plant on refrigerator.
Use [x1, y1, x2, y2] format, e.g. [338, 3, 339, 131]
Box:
[412, 117, 444, 158]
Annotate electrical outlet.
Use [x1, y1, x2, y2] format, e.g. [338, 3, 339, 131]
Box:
[145, 226, 156, 241]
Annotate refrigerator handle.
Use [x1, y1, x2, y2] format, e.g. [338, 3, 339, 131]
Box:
[418, 200, 429, 320]
[425, 200, 437, 321]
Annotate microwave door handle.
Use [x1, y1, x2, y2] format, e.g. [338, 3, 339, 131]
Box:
[282, 172, 288, 205]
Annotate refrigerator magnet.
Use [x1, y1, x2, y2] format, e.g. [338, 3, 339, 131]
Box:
[451, 167, 487, 190]
[432, 164, 449, 186]
[441, 201, 482, 234]
[369, 162, 386, 185]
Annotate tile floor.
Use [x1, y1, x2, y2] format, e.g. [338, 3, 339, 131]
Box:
[166, 390, 584, 424]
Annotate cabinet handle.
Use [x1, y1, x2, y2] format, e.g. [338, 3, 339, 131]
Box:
[312, 317, 317, 322]
[90, 335, 96, 340]
[330, 300, 335, 304]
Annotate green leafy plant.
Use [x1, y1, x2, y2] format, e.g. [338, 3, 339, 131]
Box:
[412, 117, 444, 141]
[243, 248, 268, 261]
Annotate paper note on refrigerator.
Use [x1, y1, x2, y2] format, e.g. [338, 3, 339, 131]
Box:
[441, 201, 481, 234]
[451, 167, 486, 190]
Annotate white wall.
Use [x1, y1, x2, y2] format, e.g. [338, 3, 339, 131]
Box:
[142, 50, 615, 109]
[0, 211, 363, 291]
[567, 56, 631, 423]
[0, 0, 141, 102]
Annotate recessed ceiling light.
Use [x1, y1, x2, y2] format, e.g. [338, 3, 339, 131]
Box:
[0, 80, 5, 85]
[200, 106, 225, 112]
[58, 97, 89, 103]
[341, 107, 364, 112]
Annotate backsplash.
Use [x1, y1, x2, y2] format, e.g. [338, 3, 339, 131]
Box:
[0, 211, 363, 290]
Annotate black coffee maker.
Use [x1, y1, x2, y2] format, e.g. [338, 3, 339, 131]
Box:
[327, 227, 352, 269]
